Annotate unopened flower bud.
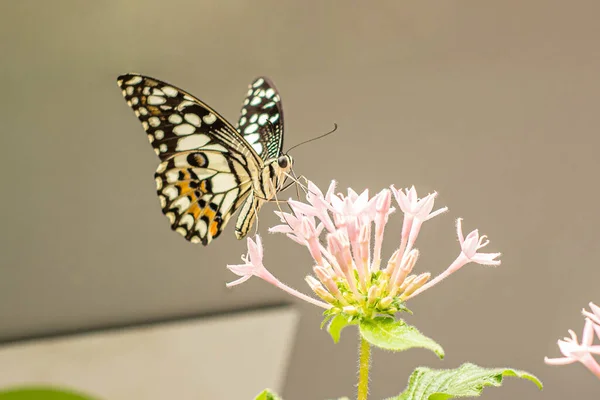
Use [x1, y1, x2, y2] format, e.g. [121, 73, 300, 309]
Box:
[342, 305, 359, 315]
[378, 296, 393, 309]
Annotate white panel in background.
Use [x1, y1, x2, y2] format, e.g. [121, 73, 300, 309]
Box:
[0, 306, 299, 400]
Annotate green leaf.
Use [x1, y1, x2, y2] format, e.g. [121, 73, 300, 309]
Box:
[390, 363, 543, 400]
[327, 314, 356, 343]
[254, 389, 282, 400]
[359, 317, 444, 358]
[0, 386, 99, 400]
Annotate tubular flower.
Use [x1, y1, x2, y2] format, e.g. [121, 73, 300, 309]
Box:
[545, 302, 600, 379]
[227, 180, 501, 319]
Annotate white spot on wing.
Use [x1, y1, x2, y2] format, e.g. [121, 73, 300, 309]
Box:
[258, 114, 269, 125]
[149, 116, 160, 127]
[163, 186, 178, 200]
[172, 196, 191, 213]
[252, 78, 264, 88]
[184, 113, 201, 127]
[202, 113, 217, 125]
[197, 219, 208, 237]
[166, 212, 176, 224]
[244, 123, 259, 134]
[147, 95, 166, 105]
[269, 114, 280, 123]
[155, 177, 163, 190]
[159, 143, 167, 153]
[125, 76, 142, 85]
[249, 114, 258, 123]
[181, 214, 195, 229]
[176, 134, 211, 151]
[265, 88, 275, 98]
[162, 86, 178, 97]
[169, 114, 182, 124]
[250, 96, 261, 106]
[173, 123, 195, 136]
[154, 130, 164, 140]
[126, 86, 134, 95]
[156, 162, 167, 173]
[245, 133, 260, 144]
[253, 143, 263, 154]
[190, 236, 201, 244]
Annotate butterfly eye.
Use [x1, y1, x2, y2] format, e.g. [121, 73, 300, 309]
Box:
[277, 156, 289, 169]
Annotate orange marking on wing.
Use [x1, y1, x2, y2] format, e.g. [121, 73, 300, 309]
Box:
[188, 203, 201, 220]
[148, 105, 162, 116]
[200, 180, 210, 192]
[209, 221, 219, 237]
[200, 208, 216, 221]
[176, 182, 194, 196]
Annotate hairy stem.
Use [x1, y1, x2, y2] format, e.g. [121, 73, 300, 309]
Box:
[357, 334, 371, 400]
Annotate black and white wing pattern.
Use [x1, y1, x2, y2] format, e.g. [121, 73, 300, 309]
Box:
[236, 77, 285, 161]
[117, 73, 264, 245]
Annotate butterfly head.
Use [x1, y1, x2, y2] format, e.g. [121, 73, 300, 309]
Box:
[277, 154, 293, 170]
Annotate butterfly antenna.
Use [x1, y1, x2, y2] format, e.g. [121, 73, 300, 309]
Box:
[287, 123, 338, 153]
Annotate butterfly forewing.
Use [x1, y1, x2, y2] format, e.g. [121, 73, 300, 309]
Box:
[117, 73, 264, 245]
[236, 76, 285, 160]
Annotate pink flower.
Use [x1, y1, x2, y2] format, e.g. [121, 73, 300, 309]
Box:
[226, 235, 329, 309]
[226, 235, 272, 287]
[456, 218, 501, 266]
[390, 186, 447, 256]
[545, 304, 600, 379]
[403, 218, 501, 300]
[227, 180, 501, 319]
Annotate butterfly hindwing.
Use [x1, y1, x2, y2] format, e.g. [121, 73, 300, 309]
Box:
[236, 76, 285, 161]
[154, 150, 254, 245]
[118, 73, 264, 245]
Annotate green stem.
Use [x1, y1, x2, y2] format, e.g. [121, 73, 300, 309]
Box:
[357, 334, 371, 400]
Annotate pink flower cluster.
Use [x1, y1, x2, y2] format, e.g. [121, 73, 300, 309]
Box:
[545, 303, 600, 379]
[227, 180, 501, 317]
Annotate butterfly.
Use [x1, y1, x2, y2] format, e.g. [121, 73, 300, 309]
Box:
[117, 74, 293, 245]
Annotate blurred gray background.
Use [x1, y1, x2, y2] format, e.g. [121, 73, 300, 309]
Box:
[1, 1, 599, 398]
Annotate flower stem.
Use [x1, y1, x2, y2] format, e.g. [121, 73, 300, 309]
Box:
[357, 334, 371, 400]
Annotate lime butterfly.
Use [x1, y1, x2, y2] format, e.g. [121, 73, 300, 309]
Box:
[117, 74, 292, 245]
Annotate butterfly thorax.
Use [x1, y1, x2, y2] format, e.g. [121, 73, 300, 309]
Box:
[255, 154, 293, 200]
